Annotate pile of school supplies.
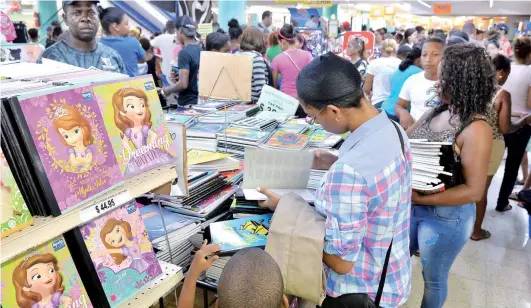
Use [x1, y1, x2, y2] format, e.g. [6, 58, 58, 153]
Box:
[230, 189, 272, 218]
[186, 122, 228, 152]
[206, 256, 231, 285]
[308, 129, 342, 149]
[410, 139, 454, 194]
[217, 127, 272, 159]
[232, 117, 279, 131]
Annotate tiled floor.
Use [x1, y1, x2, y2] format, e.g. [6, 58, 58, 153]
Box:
[154, 161, 531, 308]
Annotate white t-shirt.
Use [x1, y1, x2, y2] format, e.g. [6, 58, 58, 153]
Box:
[366, 56, 401, 104]
[503, 64, 531, 118]
[399, 72, 438, 120]
[151, 33, 177, 84]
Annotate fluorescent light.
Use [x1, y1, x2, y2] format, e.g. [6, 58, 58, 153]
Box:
[417, 0, 432, 8]
[490, 0, 494, 7]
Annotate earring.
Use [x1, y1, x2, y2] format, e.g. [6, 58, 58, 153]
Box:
[335, 117, 340, 122]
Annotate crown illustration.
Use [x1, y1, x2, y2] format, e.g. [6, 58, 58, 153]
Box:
[21, 250, 39, 266]
[119, 83, 136, 94]
[52, 105, 69, 120]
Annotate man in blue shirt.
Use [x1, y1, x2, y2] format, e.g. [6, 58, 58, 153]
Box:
[41, 0, 125, 74]
[98, 7, 147, 76]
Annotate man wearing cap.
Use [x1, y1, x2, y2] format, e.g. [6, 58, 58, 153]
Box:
[41, 1, 125, 74]
[162, 16, 203, 106]
[496, 23, 512, 57]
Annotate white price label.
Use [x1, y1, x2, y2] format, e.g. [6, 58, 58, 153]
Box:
[79, 189, 132, 222]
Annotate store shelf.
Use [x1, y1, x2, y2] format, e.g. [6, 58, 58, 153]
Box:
[0, 164, 177, 264]
[119, 261, 183, 308]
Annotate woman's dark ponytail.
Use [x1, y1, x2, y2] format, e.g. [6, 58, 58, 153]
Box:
[398, 46, 422, 71]
[98, 6, 125, 34]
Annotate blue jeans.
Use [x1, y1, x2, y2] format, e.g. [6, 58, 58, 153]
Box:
[409, 203, 476, 308]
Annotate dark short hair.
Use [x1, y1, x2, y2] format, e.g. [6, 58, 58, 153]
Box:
[240, 26, 266, 54]
[218, 248, 284, 308]
[297, 52, 363, 109]
[206, 32, 230, 51]
[415, 26, 425, 33]
[139, 37, 151, 51]
[28, 28, 39, 40]
[492, 54, 511, 71]
[425, 36, 446, 46]
[462, 22, 476, 35]
[165, 20, 176, 33]
[97, 6, 125, 34]
[279, 24, 296, 43]
[52, 26, 63, 37]
[448, 30, 469, 42]
[262, 10, 272, 20]
[228, 19, 242, 40]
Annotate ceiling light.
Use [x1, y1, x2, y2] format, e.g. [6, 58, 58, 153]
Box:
[490, 0, 494, 7]
[417, 0, 432, 8]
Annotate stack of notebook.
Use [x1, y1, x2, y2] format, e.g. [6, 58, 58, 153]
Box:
[308, 129, 343, 149]
[187, 122, 229, 152]
[232, 117, 279, 131]
[226, 104, 261, 117]
[161, 171, 237, 220]
[165, 113, 197, 128]
[187, 149, 241, 172]
[217, 127, 272, 159]
[206, 256, 231, 285]
[193, 99, 239, 111]
[139, 204, 201, 267]
[261, 130, 310, 151]
[196, 109, 247, 124]
[307, 169, 327, 189]
[410, 139, 454, 194]
[277, 119, 310, 134]
[230, 189, 273, 218]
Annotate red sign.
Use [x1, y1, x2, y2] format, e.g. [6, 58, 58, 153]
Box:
[342, 31, 376, 61]
[433, 3, 452, 15]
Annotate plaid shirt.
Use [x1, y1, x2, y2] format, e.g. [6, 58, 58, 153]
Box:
[314, 112, 412, 307]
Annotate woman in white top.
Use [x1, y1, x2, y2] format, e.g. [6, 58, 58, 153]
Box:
[395, 37, 445, 129]
[345, 36, 368, 83]
[495, 36, 531, 212]
[363, 39, 401, 108]
[400, 28, 417, 48]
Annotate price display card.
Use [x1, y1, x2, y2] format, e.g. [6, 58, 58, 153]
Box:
[257, 85, 300, 116]
[79, 188, 133, 222]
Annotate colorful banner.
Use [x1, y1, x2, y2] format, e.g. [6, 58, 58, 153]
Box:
[288, 8, 322, 28]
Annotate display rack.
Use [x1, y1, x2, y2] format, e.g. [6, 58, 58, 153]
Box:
[0, 164, 177, 264]
[118, 261, 184, 308]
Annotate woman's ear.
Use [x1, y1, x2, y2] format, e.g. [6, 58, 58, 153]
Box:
[281, 295, 290, 308]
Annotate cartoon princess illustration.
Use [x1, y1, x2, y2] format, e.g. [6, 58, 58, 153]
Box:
[53, 105, 94, 172]
[12, 253, 73, 308]
[93, 218, 150, 273]
[111, 86, 173, 175]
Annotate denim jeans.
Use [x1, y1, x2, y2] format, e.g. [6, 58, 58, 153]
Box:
[409, 203, 476, 308]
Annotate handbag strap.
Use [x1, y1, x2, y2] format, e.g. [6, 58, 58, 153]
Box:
[374, 120, 404, 306]
[283, 51, 301, 72]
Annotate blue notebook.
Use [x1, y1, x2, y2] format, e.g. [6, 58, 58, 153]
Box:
[139, 204, 196, 242]
[210, 214, 273, 253]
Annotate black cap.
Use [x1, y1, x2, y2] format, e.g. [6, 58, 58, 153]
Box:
[176, 16, 196, 37]
[495, 23, 509, 34]
[62, 0, 99, 8]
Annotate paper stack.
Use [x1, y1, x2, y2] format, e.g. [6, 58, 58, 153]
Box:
[307, 169, 327, 189]
[187, 149, 241, 172]
[196, 109, 247, 124]
[193, 99, 239, 111]
[277, 119, 310, 134]
[410, 139, 453, 194]
[217, 127, 272, 159]
[165, 114, 197, 128]
[261, 130, 310, 151]
[308, 129, 343, 149]
[187, 122, 228, 152]
[230, 189, 272, 218]
[206, 256, 230, 285]
[231, 116, 280, 131]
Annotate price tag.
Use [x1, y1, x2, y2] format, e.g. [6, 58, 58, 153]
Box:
[257, 85, 299, 116]
[79, 189, 132, 222]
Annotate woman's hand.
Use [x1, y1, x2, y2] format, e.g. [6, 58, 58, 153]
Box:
[257, 187, 281, 211]
[312, 149, 338, 170]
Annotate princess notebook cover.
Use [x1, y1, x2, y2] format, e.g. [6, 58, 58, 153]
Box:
[9, 86, 124, 214]
[92, 76, 176, 178]
[1, 148, 33, 238]
[209, 213, 273, 254]
[74, 201, 162, 307]
[0, 236, 93, 308]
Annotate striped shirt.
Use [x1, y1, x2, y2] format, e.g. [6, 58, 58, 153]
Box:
[314, 111, 412, 307]
[239, 50, 269, 102]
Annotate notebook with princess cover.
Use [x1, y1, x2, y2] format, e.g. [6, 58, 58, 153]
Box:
[1, 236, 93, 308]
[209, 213, 273, 254]
[7, 86, 124, 215]
[92, 76, 177, 178]
[1, 146, 33, 238]
[64, 201, 163, 308]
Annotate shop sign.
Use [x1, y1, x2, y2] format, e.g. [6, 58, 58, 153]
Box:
[343, 31, 376, 60]
[433, 3, 452, 15]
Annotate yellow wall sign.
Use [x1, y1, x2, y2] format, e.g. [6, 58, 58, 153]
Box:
[275, 0, 333, 7]
[197, 23, 213, 38]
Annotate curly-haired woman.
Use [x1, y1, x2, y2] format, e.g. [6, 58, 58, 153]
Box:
[407, 43, 495, 308]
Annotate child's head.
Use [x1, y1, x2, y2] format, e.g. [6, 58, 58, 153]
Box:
[217, 248, 288, 308]
[28, 28, 39, 43]
[13, 253, 64, 308]
[100, 218, 132, 264]
[112, 87, 152, 134]
[53, 105, 94, 148]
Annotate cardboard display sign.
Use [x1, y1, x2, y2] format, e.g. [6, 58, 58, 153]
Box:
[198, 52, 253, 102]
